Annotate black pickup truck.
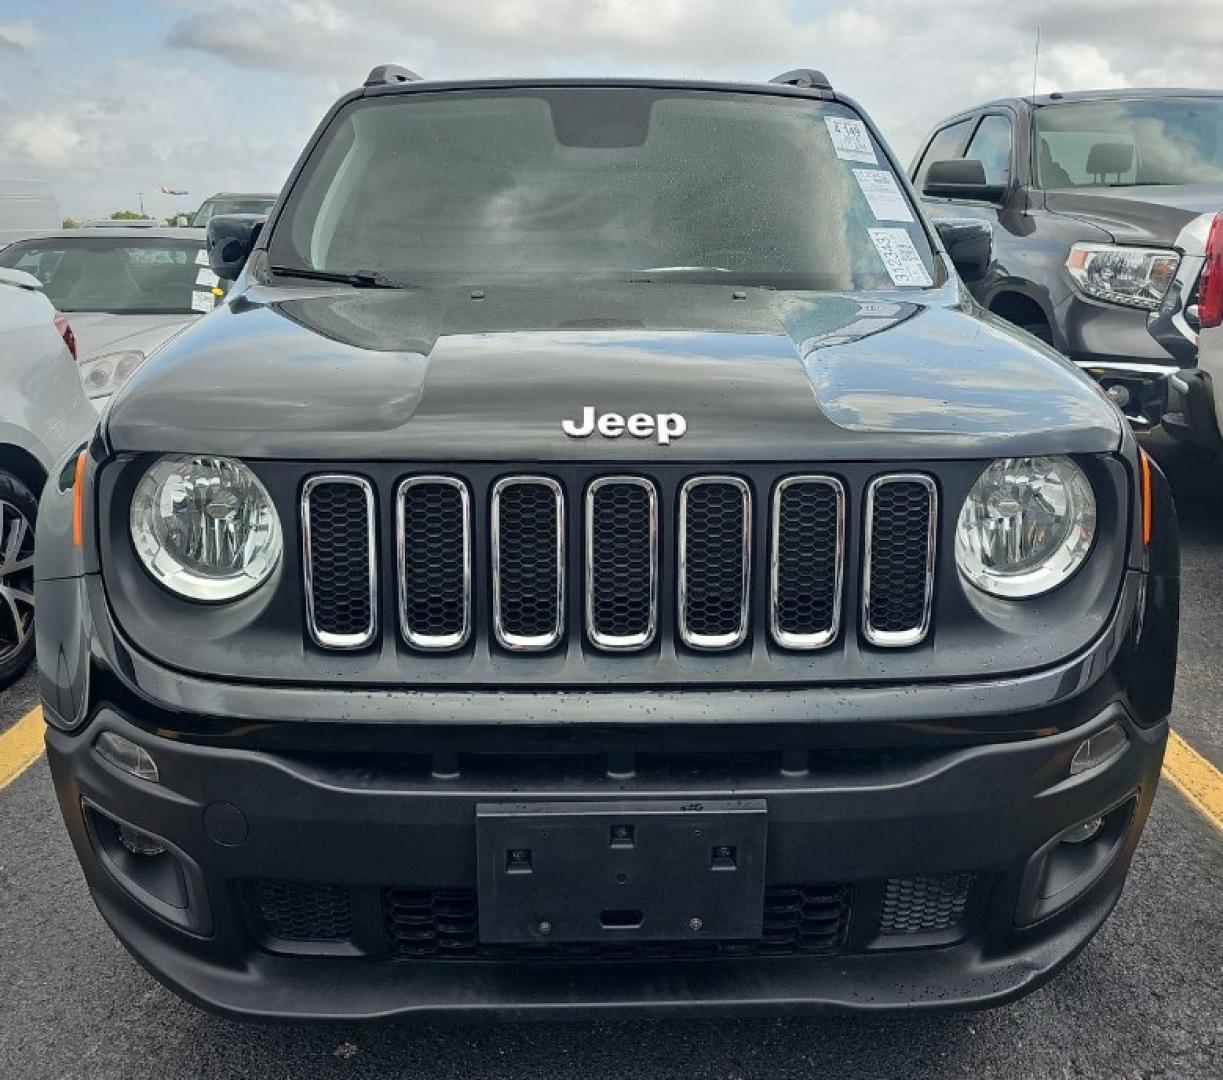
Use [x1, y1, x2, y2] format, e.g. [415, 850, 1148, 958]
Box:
[35, 69, 1179, 1020]
[912, 88, 1223, 444]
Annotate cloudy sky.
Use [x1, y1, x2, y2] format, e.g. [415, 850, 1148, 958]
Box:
[1, 0, 1220, 219]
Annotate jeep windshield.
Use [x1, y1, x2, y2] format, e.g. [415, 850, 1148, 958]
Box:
[269, 87, 938, 291]
[1034, 96, 1223, 188]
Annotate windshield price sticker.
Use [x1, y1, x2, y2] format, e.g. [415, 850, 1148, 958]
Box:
[194, 249, 209, 266]
[191, 289, 215, 313]
[825, 117, 876, 163]
[196, 267, 220, 287]
[868, 228, 933, 287]
[853, 169, 914, 222]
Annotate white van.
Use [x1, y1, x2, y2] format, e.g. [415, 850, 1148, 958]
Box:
[0, 179, 61, 248]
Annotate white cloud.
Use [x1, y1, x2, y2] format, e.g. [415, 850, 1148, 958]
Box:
[0, 20, 43, 53]
[7, 0, 1223, 216]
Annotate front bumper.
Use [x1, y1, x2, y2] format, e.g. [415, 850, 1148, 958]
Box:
[47, 698, 1166, 1021]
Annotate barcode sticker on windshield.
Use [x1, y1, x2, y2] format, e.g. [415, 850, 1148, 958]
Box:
[191, 289, 215, 313]
[868, 228, 933, 287]
[825, 117, 876, 163]
[196, 267, 219, 287]
[194, 249, 209, 266]
[853, 170, 914, 222]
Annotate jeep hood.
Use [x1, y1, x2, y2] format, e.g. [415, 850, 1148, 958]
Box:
[104, 281, 1122, 461]
[1044, 183, 1223, 247]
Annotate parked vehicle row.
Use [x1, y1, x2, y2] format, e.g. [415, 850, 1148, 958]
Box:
[0, 228, 217, 407]
[0, 267, 95, 687]
[912, 88, 1223, 455]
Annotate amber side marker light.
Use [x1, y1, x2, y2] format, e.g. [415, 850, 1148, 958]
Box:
[72, 450, 88, 548]
[1139, 449, 1153, 547]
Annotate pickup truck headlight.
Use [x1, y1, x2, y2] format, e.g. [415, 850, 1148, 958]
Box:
[1066, 243, 1179, 310]
[955, 456, 1096, 599]
[79, 349, 146, 400]
[130, 455, 282, 601]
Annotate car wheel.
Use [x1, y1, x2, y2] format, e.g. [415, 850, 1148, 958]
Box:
[0, 471, 38, 688]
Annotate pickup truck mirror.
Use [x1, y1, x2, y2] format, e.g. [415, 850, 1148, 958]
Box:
[207, 214, 266, 280]
[935, 219, 993, 283]
[922, 159, 1007, 204]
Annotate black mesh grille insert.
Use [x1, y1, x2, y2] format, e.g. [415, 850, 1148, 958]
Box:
[304, 479, 373, 646]
[681, 480, 749, 647]
[399, 479, 468, 647]
[253, 880, 354, 943]
[494, 479, 562, 647]
[773, 479, 842, 645]
[866, 478, 934, 641]
[383, 883, 849, 961]
[588, 480, 655, 647]
[879, 874, 974, 935]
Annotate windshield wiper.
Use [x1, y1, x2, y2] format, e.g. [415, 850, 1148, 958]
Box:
[268, 264, 411, 289]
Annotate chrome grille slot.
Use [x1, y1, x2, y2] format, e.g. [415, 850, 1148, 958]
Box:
[679, 477, 751, 650]
[301, 475, 377, 650]
[586, 477, 658, 651]
[492, 477, 565, 651]
[863, 474, 937, 647]
[397, 477, 471, 650]
[771, 476, 845, 649]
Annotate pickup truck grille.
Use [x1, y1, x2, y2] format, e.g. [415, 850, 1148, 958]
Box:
[300, 469, 937, 655]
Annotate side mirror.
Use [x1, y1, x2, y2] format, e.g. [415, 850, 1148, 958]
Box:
[922, 159, 1007, 203]
[207, 214, 266, 280]
[936, 218, 993, 283]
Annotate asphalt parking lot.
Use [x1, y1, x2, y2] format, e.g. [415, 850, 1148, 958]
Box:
[0, 438, 1219, 1080]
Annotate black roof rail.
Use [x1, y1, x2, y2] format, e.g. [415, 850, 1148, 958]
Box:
[364, 64, 424, 87]
[769, 69, 832, 90]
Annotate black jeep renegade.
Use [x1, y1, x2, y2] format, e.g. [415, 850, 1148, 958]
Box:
[35, 68, 1180, 1020]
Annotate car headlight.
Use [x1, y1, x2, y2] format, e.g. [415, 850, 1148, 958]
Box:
[1066, 243, 1179, 310]
[79, 349, 146, 400]
[130, 455, 282, 601]
[955, 456, 1096, 599]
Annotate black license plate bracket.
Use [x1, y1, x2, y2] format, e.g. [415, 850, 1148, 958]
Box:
[475, 799, 767, 944]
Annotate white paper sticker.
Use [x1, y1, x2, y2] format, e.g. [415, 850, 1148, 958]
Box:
[194, 248, 209, 266]
[195, 267, 219, 287]
[190, 289, 215, 313]
[824, 117, 876, 163]
[853, 169, 914, 222]
[868, 228, 934, 287]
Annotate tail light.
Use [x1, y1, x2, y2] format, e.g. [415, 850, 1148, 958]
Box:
[53, 312, 77, 360]
[1197, 211, 1223, 329]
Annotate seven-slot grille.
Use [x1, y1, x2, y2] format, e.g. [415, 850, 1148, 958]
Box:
[300, 471, 937, 654]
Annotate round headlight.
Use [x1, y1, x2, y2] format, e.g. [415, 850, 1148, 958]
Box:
[955, 456, 1096, 599]
[131, 455, 282, 601]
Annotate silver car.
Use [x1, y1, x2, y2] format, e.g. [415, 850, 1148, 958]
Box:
[0, 227, 221, 408]
[0, 268, 96, 685]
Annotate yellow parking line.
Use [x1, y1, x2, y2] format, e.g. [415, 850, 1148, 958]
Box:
[0, 706, 44, 791]
[1163, 730, 1223, 833]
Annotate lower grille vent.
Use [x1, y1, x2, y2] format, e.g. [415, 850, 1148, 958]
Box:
[383, 883, 850, 961]
[878, 873, 975, 936]
[253, 880, 354, 943]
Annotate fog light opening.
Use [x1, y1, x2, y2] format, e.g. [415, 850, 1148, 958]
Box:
[118, 824, 167, 857]
[1069, 722, 1128, 776]
[94, 732, 159, 783]
[1060, 816, 1105, 846]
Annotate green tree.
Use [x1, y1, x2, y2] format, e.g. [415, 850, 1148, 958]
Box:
[109, 209, 148, 220]
[61, 216, 82, 229]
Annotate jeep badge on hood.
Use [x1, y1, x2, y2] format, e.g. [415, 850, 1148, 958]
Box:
[562, 406, 687, 444]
